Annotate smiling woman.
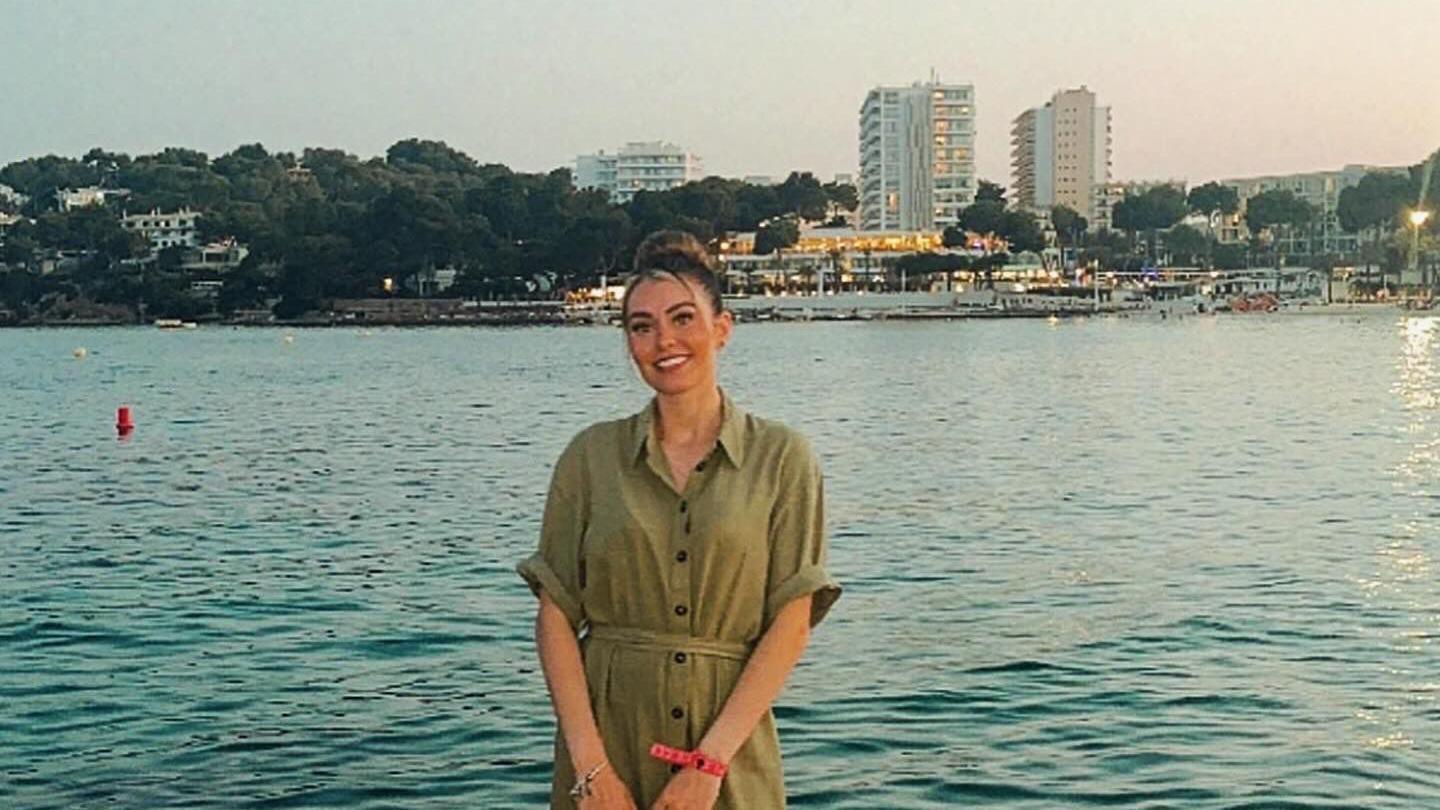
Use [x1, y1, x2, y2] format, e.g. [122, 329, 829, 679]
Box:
[518, 230, 841, 809]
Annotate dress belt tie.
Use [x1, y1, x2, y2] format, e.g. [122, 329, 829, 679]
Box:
[586, 625, 753, 661]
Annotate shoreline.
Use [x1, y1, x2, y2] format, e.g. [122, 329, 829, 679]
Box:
[0, 302, 1404, 329]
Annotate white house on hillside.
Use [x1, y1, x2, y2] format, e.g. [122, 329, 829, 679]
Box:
[122, 208, 200, 250]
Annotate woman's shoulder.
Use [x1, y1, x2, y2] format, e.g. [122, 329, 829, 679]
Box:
[736, 409, 818, 469]
[555, 412, 641, 463]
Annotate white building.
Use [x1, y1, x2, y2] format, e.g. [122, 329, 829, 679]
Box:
[0, 183, 27, 208]
[1011, 87, 1112, 223]
[55, 186, 129, 211]
[859, 79, 976, 231]
[1218, 164, 1409, 254]
[575, 142, 704, 203]
[575, 152, 618, 195]
[122, 208, 200, 250]
[180, 237, 249, 272]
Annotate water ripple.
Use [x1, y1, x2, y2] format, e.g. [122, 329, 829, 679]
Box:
[2, 316, 1438, 807]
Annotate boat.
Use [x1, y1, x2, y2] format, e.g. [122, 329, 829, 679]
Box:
[154, 319, 198, 329]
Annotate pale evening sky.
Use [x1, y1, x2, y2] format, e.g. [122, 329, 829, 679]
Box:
[2, 0, 1438, 187]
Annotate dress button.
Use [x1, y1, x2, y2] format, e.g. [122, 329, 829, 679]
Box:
[674, 651, 687, 664]
[671, 707, 685, 719]
[675, 550, 688, 563]
[674, 605, 688, 617]
[679, 501, 688, 513]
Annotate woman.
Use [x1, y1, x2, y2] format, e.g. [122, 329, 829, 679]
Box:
[518, 230, 841, 809]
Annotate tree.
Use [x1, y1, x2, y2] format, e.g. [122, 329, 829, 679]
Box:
[999, 209, 1045, 254]
[958, 200, 1005, 241]
[941, 225, 969, 249]
[753, 217, 800, 255]
[1338, 171, 1413, 287]
[975, 180, 1006, 203]
[775, 172, 829, 221]
[1187, 182, 1240, 218]
[1051, 205, 1087, 250]
[1337, 171, 1412, 234]
[822, 181, 858, 213]
[385, 138, 479, 175]
[1244, 189, 1315, 272]
[1112, 186, 1188, 262]
[1213, 242, 1247, 271]
[1164, 224, 1211, 267]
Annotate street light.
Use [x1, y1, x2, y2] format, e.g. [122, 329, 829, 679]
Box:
[1410, 209, 1431, 292]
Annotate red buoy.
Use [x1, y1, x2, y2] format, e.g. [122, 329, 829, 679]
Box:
[116, 406, 135, 436]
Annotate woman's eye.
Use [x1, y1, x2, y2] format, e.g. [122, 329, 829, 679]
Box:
[629, 322, 651, 334]
[674, 312, 693, 326]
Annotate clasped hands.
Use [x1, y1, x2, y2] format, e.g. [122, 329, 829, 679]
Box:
[577, 764, 721, 810]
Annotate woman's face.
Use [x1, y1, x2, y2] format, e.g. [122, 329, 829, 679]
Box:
[624, 275, 733, 397]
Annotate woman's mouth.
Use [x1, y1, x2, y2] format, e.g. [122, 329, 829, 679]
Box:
[655, 355, 690, 371]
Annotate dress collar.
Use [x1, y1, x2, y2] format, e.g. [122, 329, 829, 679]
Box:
[631, 388, 747, 470]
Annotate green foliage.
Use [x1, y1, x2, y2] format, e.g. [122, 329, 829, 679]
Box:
[975, 180, 1006, 203]
[999, 209, 1045, 254]
[1113, 186, 1188, 233]
[1336, 172, 1412, 233]
[896, 251, 972, 276]
[1186, 182, 1239, 216]
[959, 200, 1005, 237]
[776, 172, 829, 221]
[1050, 205, 1087, 245]
[1113, 186, 1189, 262]
[1, 139, 883, 318]
[754, 217, 800, 255]
[0, 155, 101, 201]
[1213, 242, 1248, 270]
[823, 181, 858, 212]
[1243, 189, 1314, 235]
[1164, 224, 1212, 265]
[941, 225, 968, 248]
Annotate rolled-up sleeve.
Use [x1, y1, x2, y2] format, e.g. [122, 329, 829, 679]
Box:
[764, 436, 841, 630]
[517, 435, 587, 630]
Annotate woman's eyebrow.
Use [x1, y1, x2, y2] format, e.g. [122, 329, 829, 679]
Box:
[665, 302, 697, 314]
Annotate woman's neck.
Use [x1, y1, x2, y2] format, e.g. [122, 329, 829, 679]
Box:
[655, 385, 723, 447]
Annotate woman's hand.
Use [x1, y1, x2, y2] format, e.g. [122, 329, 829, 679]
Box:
[648, 768, 721, 810]
[576, 764, 637, 810]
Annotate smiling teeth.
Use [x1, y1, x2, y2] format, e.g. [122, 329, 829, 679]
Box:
[657, 357, 688, 369]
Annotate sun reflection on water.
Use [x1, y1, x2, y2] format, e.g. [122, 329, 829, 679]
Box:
[1356, 317, 1440, 752]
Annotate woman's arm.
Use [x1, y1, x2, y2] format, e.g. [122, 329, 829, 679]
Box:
[698, 593, 813, 761]
[650, 596, 813, 809]
[535, 591, 607, 773]
[536, 593, 636, 808]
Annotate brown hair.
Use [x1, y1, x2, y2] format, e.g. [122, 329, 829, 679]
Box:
[622, 230, 725, 319]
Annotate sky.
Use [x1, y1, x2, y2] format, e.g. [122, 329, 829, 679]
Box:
[2, 0, 1438, 187]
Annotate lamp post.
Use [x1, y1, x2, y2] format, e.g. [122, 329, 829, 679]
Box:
[1411, 209, 1431, 293]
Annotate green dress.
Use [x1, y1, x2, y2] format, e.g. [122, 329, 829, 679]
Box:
[518, 392, 841, 808]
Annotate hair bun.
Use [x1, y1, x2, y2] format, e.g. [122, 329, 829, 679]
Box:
[632, 230, 715, 275]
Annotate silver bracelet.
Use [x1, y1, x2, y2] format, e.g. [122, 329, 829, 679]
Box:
[568, 760, 607, 800]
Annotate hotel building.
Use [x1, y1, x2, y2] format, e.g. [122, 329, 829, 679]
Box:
[858, 79, 976, 231]
[1218, 164, 1409, 254]
[1011, 87, 1112, 223]
[575, 142, 704, 204]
